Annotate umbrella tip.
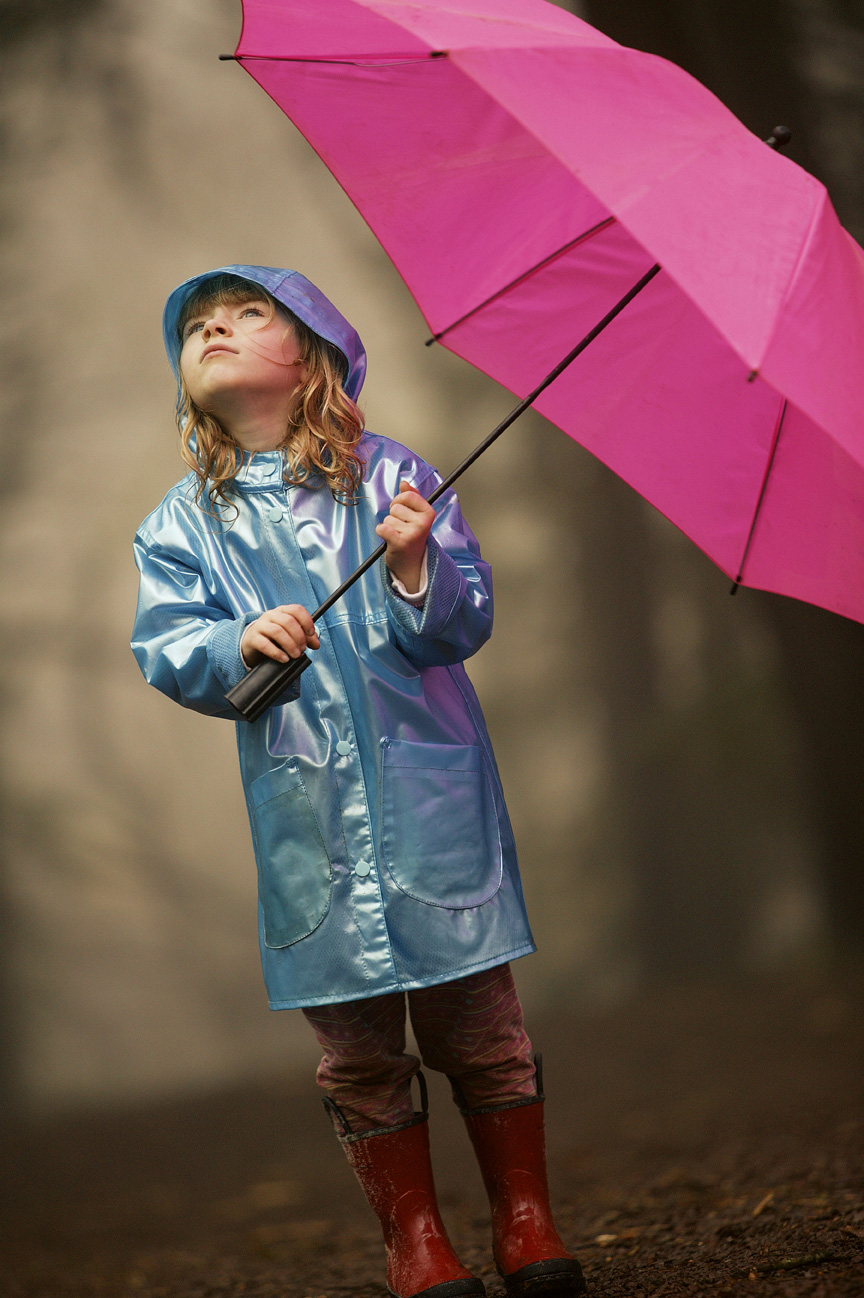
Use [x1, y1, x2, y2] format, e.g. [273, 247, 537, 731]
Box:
[766, 125, 792, 150]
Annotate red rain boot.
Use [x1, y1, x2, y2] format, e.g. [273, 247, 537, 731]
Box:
[458, 1060, 586, 1297]
[325, 1081, 486, 1298]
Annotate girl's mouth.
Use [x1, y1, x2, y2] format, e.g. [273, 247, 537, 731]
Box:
[201, 345, 238, 360]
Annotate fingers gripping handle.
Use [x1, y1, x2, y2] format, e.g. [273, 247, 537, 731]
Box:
[224, 538, 389, 722]
[225, 652, 312, 723]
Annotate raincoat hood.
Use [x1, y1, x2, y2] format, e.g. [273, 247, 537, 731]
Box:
[162, 264, 367, 401]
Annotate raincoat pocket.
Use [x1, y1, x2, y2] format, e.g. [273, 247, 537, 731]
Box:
[381, 739, 502, 909]
[248, 761, 332, 948]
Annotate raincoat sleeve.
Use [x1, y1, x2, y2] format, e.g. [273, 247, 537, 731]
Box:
[380, 473, 492, 668]
[131, 526, 298, 719]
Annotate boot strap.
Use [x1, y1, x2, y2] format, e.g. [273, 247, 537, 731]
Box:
[323, 1069, 429, 1142]
[448, 1053, 545, 1117]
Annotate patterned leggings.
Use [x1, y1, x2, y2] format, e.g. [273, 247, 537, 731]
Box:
[302, 962, 536, 1134]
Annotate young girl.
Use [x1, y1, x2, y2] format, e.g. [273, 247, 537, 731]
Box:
[132, 265, 585, 1298]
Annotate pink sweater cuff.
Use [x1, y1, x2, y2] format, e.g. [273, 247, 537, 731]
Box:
[389, 551, 428, 606]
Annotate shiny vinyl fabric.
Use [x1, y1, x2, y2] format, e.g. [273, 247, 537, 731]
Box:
[131, 436, 536, 1009]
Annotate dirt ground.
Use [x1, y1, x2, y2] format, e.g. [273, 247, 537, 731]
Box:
[2, 975, 863, 1298]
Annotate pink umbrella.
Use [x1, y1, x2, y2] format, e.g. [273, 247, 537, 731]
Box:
[222, 0, 864, 708]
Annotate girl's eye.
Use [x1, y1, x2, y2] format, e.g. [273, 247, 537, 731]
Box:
[185, 321, 204, 338]
[240, 306, 264, 318]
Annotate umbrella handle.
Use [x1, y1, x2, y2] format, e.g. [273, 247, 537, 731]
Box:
[224, 537, 388, 722]
[225, 652, 312, 723]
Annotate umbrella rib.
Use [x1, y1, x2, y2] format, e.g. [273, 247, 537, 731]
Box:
[221, 52, 447, 65]
[425, 216, 617, 346]
[730, 397, 788, 594]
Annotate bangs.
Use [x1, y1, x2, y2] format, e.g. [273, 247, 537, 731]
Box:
[178, 274, 276, 340]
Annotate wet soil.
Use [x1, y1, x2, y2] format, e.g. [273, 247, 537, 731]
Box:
[2, 977, 862, 1297]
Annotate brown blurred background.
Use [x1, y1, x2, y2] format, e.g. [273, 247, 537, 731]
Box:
[0, 0, 862, 1124]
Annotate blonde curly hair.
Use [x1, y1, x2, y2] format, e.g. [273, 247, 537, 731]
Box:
[176, 274, 365, 511]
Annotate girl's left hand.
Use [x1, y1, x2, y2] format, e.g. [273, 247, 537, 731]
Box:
[375, 479, 436, 594]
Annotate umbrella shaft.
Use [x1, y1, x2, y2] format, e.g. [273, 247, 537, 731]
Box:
[308, 261, 662, 625]
[429, 262, 662, 505]
[226, 260, 662, 720]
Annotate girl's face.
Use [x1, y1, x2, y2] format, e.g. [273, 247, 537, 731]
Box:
[179, 296, 307, 442]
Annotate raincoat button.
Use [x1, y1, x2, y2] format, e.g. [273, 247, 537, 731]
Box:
[267, 507, 283, 522]
[335, 740, 352, 756]
[354, 860, 371, 878]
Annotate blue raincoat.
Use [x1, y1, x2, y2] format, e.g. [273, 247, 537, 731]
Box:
[132, 266, 535, 1009]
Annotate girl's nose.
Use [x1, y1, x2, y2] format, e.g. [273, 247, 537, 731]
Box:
[202, 314, 231, 340]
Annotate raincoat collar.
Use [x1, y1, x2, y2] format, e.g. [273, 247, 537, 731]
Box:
[234, 447, 286, 492]
[162, 264, 367, 401]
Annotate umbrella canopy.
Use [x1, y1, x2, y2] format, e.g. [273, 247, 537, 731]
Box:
[230, 0, 864, 623]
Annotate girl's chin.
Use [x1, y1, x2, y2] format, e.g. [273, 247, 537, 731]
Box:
[189, 387, 244, 417]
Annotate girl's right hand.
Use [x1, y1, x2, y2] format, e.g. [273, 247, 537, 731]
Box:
[240, 605, 320, 667]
